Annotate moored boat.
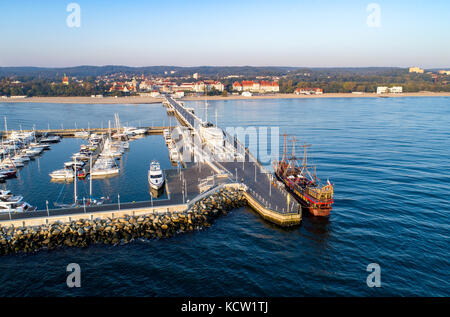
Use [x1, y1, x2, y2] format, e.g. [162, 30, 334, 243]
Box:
[272, 135, 334, 216]
[148, 160, 164, 190]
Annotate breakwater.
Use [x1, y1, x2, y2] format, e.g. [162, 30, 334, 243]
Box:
[0, 187, 246, 255]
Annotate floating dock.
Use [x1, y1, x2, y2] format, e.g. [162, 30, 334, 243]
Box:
[0, 126, 170, 138]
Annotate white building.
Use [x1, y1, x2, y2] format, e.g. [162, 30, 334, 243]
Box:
[193, 73, 199, 79]
[150, 91, 161, 98]
[388, 86, 403, 93]
[173, 91, 185, 98]
[377, 86, 389, 94]
[193, 81, 224, 93]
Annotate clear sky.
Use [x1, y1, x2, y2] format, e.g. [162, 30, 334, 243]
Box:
[0, 0, 449, 68]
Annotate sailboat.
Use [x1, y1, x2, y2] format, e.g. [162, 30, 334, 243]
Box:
[54, 156, 106, 208]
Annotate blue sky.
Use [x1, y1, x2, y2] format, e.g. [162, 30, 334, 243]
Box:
[0, 0, 449, 67]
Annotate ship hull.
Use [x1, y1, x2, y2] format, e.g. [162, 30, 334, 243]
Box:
[308, 206, 331, 217]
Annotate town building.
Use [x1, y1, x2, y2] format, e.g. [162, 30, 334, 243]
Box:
[173, 91, 185, 98]
[109, 82, 133, 93]
[260, 81, 280, 93]
[193, 81, 224, 93]
[150, 91, 161, 98]
[439, 70, 450, 75]
[193, 73, 199, 79]
[62, 74, 69, 85]
[294, 87, 323, 95]
[377, 86, 403, 94]
[232, 81, 243, 91]
[233, 80, 279, 93]
[388, 86, 403, 93]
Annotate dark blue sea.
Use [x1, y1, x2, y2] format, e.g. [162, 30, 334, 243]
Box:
[0, 97, 449, 296]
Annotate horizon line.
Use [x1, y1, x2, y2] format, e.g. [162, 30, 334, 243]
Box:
[1, 65, 449, 70]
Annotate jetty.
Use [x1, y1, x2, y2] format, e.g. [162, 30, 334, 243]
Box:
[0, 126, 169, 138]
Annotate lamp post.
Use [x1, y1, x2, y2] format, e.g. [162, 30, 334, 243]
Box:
[118, 194, 120, 211]
[46, 200, 49, 217]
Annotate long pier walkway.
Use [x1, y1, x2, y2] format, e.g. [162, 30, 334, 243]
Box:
[164, 95, 302, 225]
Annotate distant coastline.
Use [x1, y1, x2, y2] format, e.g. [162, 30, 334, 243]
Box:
[1, 92, 450, 104]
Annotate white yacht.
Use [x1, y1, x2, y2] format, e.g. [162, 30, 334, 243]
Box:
[64, 161, 85, 169]
[0, 193, 23, 204]
[0, 201, 36, 213]
[74, 131, 89, 138]
[40, 135, 61, 143]
[0, 190, 13, 199]
[100, 138, 122, 158]
[24, 147, 43, 156]
[148, 160, 164, 190]
[199, 122, 225, 149]
[49, 168, 75, 181]
[123, 126, 147, 136]
[90, 158, 119, 178]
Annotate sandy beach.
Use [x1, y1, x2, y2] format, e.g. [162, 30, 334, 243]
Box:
[1, 92, 449, 104]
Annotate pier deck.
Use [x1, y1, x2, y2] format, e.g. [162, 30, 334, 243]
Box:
[164, 95, 301, 225]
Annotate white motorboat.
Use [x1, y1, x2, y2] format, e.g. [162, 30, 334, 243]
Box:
[72, 152, 90, 161]
[24, 147, 43, 156]
[148, 160, 164, 190]
[40, 135, 61, 143]
[15, 154, 30, 162]
[0, 190, 12, 199]
[49, 169, 74, 181]
[0, 201, 36, 213]
[30, 142, 50, 150]
[64, 161, 85, 169]
[0, 158, 18, 169]
[10, 157, 25, 167]
[74, 131, 89, 138]
[123, 126, 147, 136]
[0, 194, 23, 204]
[91, 158, 119, 178]
[100, 138, 122, 158]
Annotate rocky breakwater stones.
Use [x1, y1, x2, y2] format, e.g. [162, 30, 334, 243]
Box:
[0, 187, 247, 255]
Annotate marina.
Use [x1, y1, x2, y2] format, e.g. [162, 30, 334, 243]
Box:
[0, 96, 301, 230]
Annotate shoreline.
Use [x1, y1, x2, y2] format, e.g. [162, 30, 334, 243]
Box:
[1, 92, 449, 104]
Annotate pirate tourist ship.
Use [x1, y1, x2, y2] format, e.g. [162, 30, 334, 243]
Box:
[272, 135, 334, 216]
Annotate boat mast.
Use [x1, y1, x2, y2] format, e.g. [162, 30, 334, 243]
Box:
[73, 156, 77, 204]
[291, 136, 296, 171]
[89, 156, 92, 198]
